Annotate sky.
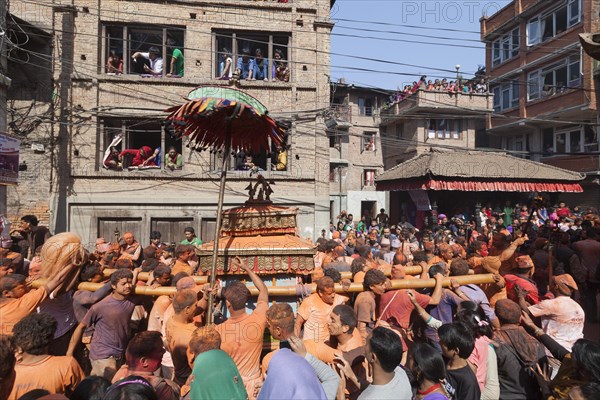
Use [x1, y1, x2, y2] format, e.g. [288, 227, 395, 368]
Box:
[330, 0, 513, 90]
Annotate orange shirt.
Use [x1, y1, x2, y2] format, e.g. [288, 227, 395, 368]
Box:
[297, 293, 346, 343]
[215, 300, 268, 383]
[172, 260, 193, 276]
[165, 318, 197, 385]
[8, 355, 84, 400]
[0, 287, 47, 335]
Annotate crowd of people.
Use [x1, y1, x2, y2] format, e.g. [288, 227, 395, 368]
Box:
[105, 43, 291, 84]
[0, 200, 599, 400]
[383, 75, 489, 110]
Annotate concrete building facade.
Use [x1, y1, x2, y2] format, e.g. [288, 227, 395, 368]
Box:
[481, 0, 600, 208]
[7, 0, 334, 246]
[328, 82, 390, 225]
[378, 89, 493, 222]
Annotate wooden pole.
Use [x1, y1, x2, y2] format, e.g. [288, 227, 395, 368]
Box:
[32, 274, 496, 297]
[207, 121, 232, 324]
[102, 265, 424, 283]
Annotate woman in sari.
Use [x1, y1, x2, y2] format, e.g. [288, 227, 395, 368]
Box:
[258, 348, 328, 400]
[189, 349, 247, 400]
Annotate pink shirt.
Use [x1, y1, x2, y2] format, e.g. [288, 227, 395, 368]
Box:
[468, 335, 490, 391]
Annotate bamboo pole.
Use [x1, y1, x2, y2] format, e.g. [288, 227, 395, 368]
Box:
[32, 274, 496, 297]
[101, 265, 424, 283]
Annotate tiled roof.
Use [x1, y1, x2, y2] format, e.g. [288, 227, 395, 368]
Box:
[376, 148, 585, 182]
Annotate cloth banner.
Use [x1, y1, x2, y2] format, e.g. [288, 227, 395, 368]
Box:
[408, 190, 431, 211]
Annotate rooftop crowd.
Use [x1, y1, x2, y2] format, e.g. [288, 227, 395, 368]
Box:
[0, 199, 599, 400]
[383, 75, 489, 111]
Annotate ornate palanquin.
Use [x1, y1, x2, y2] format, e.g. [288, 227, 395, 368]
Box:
[196, 176, 315, 275]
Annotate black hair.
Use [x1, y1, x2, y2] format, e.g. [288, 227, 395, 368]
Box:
[17, 389, 51, 400]
[183, 227, 195, 234]
[323, 267, 342, 283]
[326, 240, 339, 252]
[126, 331, 164, 364]
[223, 281, 250, 311]
[150, 231, 162, 240]
[81, 262, 103, 282]
[110, 268, 133, 286]
[20, 215, 39, 226]
[71, 376, 111, 400]
[455, 302, 493, 339]
[0, 258, 12, 267]
[363, 269, 386, 292]
[0, 335, 15, 380]
[369, 327, 403, 373]
[572, 339, 600, 383]
[0, 273, 26, 296]
[449, 258, 470, 276]
[412, 251, 428, 264]
[332, 304, 357, 334]
[579, 382, 600, 400]
[153, 263, 172, 278]
[13, 313, 57, 355]
[438, 322, 474, 359]
[351, 257, 368, 279]
[428, 263, 446, 278]
[356, 245, 372, 259]
[104, 375, 158, 400]
[316, 238, 328, 252]
[171, 271, 190, 287]
[411, 342, 446, 386]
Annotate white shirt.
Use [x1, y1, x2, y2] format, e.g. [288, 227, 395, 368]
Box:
[358, 366, 412, 400]
[529, 296, 585, 352]
[140, 52, 163, 74]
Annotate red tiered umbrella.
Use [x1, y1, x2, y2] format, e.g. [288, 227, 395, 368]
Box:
[165, 86, 287, 323]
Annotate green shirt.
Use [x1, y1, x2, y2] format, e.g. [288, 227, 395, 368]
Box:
[181, 237, 202, 246]
[172, 48, 184, 76]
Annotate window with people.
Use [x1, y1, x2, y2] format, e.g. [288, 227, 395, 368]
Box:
[103, 25, 185, 77]
[543, 126, 599, 155]
[101, 119, 183, 171]
[363, 169, 376, 187]
[527, 54, 580, 101]
[214, 32, 290, 82]
[362, 131, 377, 152]
[209, 135, 289, 172]
[427, 119, 461, 140]
[527, 0, 582, 46]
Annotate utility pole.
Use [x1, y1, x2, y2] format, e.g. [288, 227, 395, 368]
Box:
[0, 0, 8, 214]
[53, 5, 76, 232]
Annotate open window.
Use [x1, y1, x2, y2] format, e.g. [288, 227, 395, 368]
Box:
[102, 24, 185, 77]
[101, 119, 182, 171]
[214, 31, 291, 82]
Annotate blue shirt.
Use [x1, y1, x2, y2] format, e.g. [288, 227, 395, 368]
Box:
[237, 57, 252, 79]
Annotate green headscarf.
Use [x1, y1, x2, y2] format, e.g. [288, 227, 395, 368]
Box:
[190, 349, 248, 400]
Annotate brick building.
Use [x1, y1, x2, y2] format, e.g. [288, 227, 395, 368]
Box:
[481, 0, 600, 208]
[327, 81, 390, 225]
[7, 0, 334, 246]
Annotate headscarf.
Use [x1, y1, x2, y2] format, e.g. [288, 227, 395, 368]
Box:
[189, 349, 247, 400]
[258, 348, 327, 400]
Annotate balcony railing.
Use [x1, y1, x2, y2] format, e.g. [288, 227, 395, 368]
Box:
[330, 104, 352, 124]
[380, 89, 493, 123]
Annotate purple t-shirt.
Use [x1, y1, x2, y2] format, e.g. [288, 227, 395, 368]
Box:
[460, 284, 496, 322]
[82, 294, 142, 360]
